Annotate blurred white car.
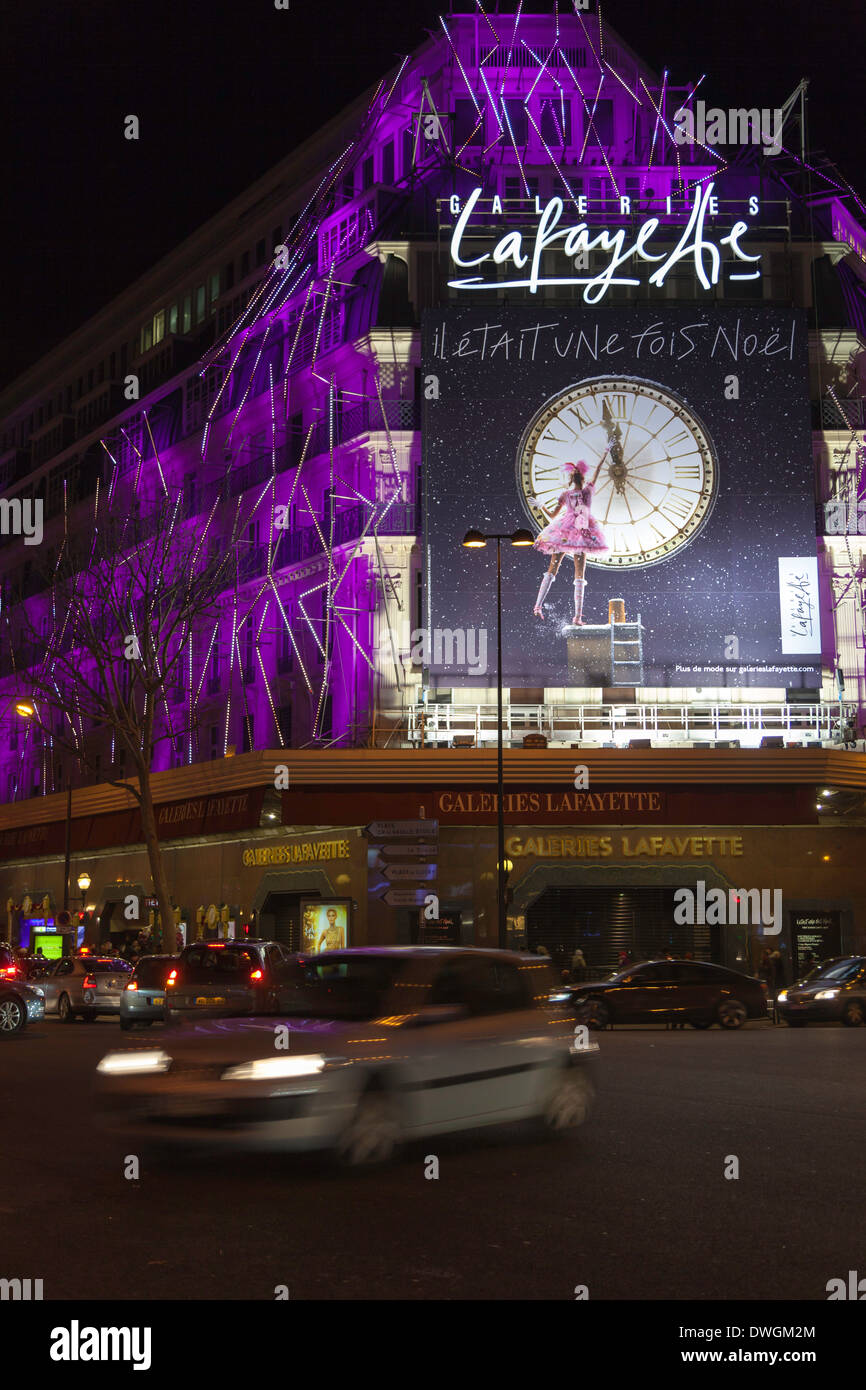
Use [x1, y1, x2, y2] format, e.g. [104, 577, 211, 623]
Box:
[96, 947, 595, 1164]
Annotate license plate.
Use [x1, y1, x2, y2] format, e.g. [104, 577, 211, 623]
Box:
[151, 996, 165, 1007]
[195, 996, 226, 1007]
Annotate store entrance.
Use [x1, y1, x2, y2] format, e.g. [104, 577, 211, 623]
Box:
[259, 892, 308, 952]
[526, 884, 715, 974]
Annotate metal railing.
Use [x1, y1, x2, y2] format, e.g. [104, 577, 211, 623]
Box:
[399, 701, 852, 747]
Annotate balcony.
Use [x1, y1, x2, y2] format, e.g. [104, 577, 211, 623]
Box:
[392, 700, 852, 749]
[307, 399, 420, 457]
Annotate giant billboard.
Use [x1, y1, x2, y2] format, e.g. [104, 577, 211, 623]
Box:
[423, 307, 821, 689]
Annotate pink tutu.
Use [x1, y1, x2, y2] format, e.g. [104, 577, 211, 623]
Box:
[534, 485, 609, 556]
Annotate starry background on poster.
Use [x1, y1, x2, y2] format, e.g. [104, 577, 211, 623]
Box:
[423, 306, 821, 690]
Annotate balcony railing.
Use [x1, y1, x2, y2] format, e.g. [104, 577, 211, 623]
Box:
[391, 701, 853, 748]
[307, 399, 420, 458]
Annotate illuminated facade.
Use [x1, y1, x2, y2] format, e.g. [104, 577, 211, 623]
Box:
[1, 0, 865, 808]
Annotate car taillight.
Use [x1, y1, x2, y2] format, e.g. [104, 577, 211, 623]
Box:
[250, 969, 264, 982]
[759, 981, 768, 992]
[126, 981, 138, 992]
[166, 969, 178, 987]
[1, 966, 18, 979]
[82, 975, 96, 991]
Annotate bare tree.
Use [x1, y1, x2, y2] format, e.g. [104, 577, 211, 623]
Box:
[5, 478, 244, 951]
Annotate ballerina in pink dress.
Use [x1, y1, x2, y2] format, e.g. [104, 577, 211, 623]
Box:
[531, 454, 609, 625]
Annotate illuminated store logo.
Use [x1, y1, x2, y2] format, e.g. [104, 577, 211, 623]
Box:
[448, 182, 762, 303]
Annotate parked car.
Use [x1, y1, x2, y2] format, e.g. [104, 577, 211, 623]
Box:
[0, 977, 45, 1036]
[165, 939, 296, 1021]
[120, 955, 176, 1031]
[39, 956, 133, 1021]
[564, 958, 767, 1029]
[96, 947, 595, 1164]
[777, 956, 866, 1027]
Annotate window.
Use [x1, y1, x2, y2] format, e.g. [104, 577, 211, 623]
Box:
[241, 250, 250, 278]
[271, 226, 282, 252]
[223, 262, 234, 293]
[182, 295, 192, 333]
[540, 96, 571, 146]
[454, 99, 483, 149]
[362, 155, 374, 190]
[255, 238, 266, 267]
[153, 310, 165, 345]
[588, 99, 614, 146]
[141, 322, 153, 353]
[381, 140, 394, 186]
[195, 285, 206, 323]
[502, 99, 528, 145]
[168, 306, 178, 334]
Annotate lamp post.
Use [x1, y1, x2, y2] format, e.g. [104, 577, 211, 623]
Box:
[76, 871, 91, 938]
[12, 697, 74, 911]
[462, 528, 534, 949]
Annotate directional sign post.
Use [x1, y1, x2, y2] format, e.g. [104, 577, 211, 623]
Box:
[380, 843, 438, 858]
[383, 863, 438, 882]
[383, 888, 429, 907]
[366, 820, 438, 839]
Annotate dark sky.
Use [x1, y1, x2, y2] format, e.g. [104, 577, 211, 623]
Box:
[3, 0, 864, 392]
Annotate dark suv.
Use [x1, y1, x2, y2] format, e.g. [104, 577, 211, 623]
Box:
[166, 939, 294, 1020]
[566, 958, 767, 1030]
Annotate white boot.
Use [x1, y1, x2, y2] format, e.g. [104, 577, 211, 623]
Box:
[533, 571, 555, 618]
[572, 578, 586, 626]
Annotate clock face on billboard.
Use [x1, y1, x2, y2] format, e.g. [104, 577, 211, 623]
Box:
[517, 376, 719, 567]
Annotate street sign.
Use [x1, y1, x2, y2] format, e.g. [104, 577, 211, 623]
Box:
[383, 889, 429, 907]
[380, 843, 439, 858]
[366, 820, 439, 839]
[383, 863, 438, 881]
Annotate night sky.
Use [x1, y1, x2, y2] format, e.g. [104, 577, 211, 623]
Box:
[3, 0, 865, 391]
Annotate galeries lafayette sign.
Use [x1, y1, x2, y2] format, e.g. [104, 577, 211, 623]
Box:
[448, 182, 761, 302]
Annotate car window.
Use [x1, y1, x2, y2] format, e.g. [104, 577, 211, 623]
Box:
[429, 956, 529, 1016]
[671, 963, 716, 983]
[813, 958, 864, 983]
[622, 963, 672, 983]
[133, 958, 173, 987]
[56, 960, 73, 976]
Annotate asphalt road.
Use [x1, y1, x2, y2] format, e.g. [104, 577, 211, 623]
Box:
[2, 1016, 862, 1301]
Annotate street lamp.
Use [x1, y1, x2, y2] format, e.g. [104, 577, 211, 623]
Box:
[76, 871, 91, 919]
[462, 528, 534, 949]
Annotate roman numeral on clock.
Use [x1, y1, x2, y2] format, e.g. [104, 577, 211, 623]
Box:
[659, 492, 693, 522]
[664, 429, 691, 449]
[602, 394, 629, 420]
[673, 462, 702, 484]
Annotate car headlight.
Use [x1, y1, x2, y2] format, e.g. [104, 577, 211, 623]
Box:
[221, 1054, 329, 1081]
[815, 989, 839, 1000]
[549, 991, 571, 1002]
[97, 1050, 172, 1076]
[776, 990, 788, 1003]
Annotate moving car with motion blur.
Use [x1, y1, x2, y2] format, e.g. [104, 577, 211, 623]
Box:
[39, 956, 133, 1021]
[165, 939, 295, 1020]
[120, 955, 177, 1030]
[96, 947, 594, 1165]
[564, 958, 767, 1030]
[0, 975, 45, 1036]
[777, 956, 866, 1027]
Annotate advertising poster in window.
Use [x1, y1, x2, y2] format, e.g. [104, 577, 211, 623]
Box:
[300, 900, 351, 954]
[423, 306, 821, 689]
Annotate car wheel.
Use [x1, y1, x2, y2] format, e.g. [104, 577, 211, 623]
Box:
[785, 1017, 807, 1027]
[0, 995, 26, 1036]
[688, 1017, 713, 1029]
[58, 993, 76, 1023]
[573, 998, 610, 1030]
[717, 999, 747, 1029]
[335, 1088, 400, 1167]
[541, 1066, 593, 1132]
[841, 1000, 866, 1027]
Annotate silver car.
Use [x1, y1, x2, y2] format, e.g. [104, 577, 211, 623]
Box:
[120, 955, 176, 1030]
[41, 956, 133, 1021]
[96, 947, 595, 1165]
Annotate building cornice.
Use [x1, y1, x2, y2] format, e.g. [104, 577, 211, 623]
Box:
[0, 748, 862, 832]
